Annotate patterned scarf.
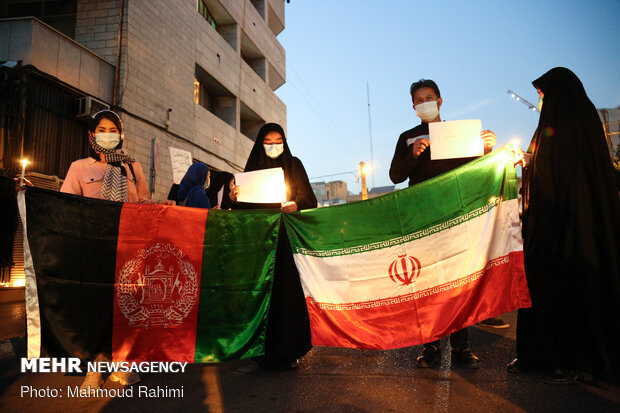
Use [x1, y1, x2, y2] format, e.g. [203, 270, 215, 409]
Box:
[89, 135, 136, 202]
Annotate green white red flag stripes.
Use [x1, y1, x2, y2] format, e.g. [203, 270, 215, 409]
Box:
[283, 148, 531, 349]
[18, 188, 280, 362]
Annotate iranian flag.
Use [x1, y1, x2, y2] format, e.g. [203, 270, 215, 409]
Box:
[284, 148, 531, 349]
[18, 187, 280, 363]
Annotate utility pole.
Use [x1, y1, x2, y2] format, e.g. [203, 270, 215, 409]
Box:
[367, 83, 375, 189]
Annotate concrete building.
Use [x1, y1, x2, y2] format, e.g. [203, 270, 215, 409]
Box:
[346, 185, 395, 203]
[312, 180, 396, 206]
[311, 180, 347, 207]
[1, 0, 286, 189]
[0, 0, 287, 286]
[598, 106, 620, 164]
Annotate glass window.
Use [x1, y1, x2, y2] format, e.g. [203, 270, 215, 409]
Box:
[197, 0, 217, 29]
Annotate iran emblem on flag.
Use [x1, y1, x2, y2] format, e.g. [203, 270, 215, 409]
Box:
[388, 254, 421, 286]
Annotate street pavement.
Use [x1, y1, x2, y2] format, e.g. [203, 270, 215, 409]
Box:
[1, 300, 619, 413]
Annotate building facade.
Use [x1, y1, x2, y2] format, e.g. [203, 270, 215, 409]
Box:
[598, 107, 620, 165]
[0, 0, 287, 285]
[1, 0, 286, 193]
[311, 180, 348, 207]
[346, 185, 395, 204]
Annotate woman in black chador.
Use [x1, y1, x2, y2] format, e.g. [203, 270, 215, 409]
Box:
[510, 67, 620, 383]
[232, 123, 317, 370]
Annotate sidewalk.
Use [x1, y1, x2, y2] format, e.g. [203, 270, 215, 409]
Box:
[1, 299, 619, 412]
[0, 287, 26, 361]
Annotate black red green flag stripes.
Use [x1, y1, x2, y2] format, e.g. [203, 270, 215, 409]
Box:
[20, 187, 280, 362]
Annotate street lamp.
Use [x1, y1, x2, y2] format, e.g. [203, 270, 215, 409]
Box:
[360, 161, 368, 200]
[507, 89, 539, 112]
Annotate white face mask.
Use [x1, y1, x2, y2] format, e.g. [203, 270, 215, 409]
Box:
[264, 143, 284, 159]
[415, 101, 439, 122]
[95, 132, 121, 150]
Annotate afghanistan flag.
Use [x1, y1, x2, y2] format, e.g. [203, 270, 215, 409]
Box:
[283, 147, 531, 350]
[18, 188, 280, 363]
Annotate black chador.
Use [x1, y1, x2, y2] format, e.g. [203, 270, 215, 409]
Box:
[517, 67, 620, 379]
[235, 123, 317, 369]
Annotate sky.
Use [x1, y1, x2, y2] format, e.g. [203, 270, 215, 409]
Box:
[275, 0, 620, 193]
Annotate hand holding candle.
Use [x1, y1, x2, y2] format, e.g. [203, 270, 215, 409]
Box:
[20, 159, 29, 186]
[510, 144, 531, 168]
[514, 150, 532, 168]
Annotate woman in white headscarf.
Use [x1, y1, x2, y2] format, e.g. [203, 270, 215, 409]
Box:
[61, 110, 150, 203]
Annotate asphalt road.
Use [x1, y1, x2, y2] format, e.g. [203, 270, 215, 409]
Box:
[1, 306, 619, 413]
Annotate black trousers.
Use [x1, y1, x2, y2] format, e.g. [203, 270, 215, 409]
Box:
[424, 327, 469, 350]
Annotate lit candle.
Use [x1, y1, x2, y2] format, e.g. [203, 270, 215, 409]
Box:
[20, 159, 29, 186]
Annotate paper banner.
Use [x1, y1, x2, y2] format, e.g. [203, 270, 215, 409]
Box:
[429, 119, 483, 160]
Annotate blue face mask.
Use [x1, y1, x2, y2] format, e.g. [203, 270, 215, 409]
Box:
[264, 144, 284, 159]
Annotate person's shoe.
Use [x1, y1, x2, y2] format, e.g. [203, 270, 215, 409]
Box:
[479, 318, 510, 329]
[416, 345, 441, 368]
[578, 371, 595, 383]
[542, 368, 577, 385]
[452, 347, 481, 369]
[507, 358, 528, 374]
[287, 358, 300, 369]
[109, 371, 141, 386]
[79, 372, 103, 391]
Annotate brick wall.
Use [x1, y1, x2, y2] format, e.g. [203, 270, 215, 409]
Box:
[75, 0, 121, 65]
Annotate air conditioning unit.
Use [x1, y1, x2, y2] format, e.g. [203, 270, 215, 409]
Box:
[77, 96, 110, 119]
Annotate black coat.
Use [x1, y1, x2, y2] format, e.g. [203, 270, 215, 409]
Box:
[389, 122, 477, 187]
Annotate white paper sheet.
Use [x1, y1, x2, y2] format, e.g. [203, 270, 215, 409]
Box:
[168, 147, 193, 184]
[429, 119, 483, 160]
[234, 167, 286, 204]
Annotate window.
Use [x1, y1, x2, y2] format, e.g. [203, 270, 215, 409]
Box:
[194, 64, 236, 128]
[250, 0, 265, 19]
[240, 101, 264, 141]
[196, 0, 216, 29]
[196, 0, 237, 51]
[241, 32, 266, 81]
